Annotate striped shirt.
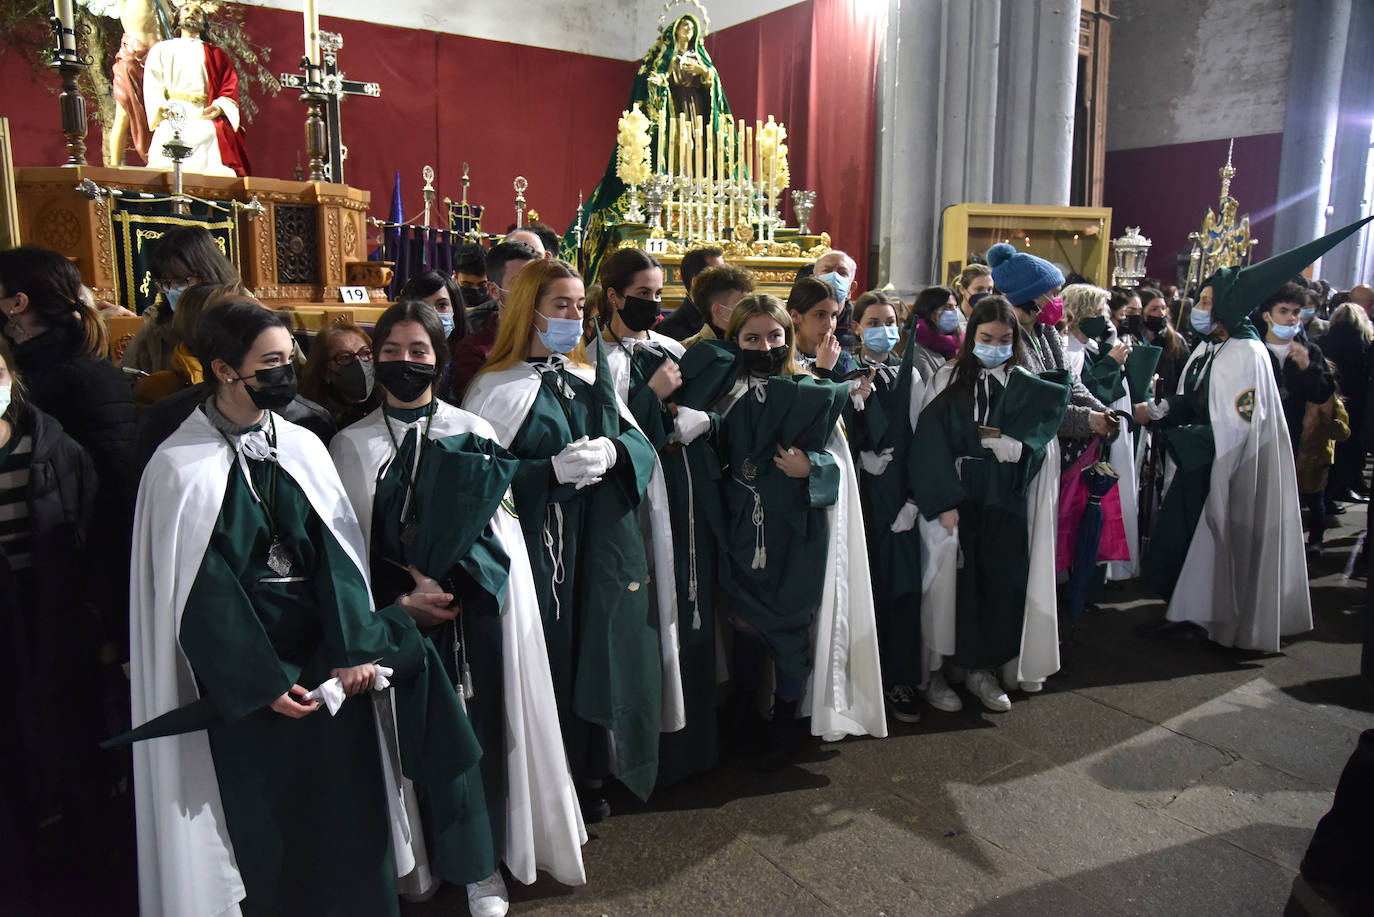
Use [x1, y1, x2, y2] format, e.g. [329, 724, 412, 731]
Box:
[0, 433, 33, 571]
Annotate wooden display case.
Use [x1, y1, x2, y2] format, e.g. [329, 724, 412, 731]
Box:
[941, 203, 1113, 288]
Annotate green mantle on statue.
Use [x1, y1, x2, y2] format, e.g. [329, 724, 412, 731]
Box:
[178, 455, 480, 916]
[717, 370, 848, 684]
[505, 361, 665, 799]
[908, 367, 1069, 670]
[562, 13, 733, 278]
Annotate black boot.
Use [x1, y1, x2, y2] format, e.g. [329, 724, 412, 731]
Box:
[753, 697, 798, 771]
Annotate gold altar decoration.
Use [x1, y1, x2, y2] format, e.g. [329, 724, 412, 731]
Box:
[941, 203, 1113, 287]
[14, 165, 376, 316]
[1185, 139, 1259, 291]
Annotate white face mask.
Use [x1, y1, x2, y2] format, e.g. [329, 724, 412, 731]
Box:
[0, 383, 12, 418]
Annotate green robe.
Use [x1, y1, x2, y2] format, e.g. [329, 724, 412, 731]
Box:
[844, 355, 923, 687]
[505, 363, 663, 798]
[909, 373, 1056, 670]
[717, 373, 847, 685]
[368, 404, 510, 885]
[617, 339, 725, 787]
[1141, 339, 1227, 599]
[179, 455, 478, 916]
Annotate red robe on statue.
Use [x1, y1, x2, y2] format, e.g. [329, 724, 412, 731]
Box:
[203, 43, 251, 177]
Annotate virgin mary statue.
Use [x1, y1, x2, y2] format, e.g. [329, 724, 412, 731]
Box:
[563, 10, 732, 278]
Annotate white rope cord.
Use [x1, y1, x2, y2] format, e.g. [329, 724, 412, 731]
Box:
[542, 501, 567, 620]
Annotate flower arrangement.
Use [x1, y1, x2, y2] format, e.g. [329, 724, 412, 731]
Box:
[758, 116, 790, 192]
[615, 103, 652, 189]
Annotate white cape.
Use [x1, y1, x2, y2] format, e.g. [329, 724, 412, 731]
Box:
[129, 409, 412, 917]
[462, 363, 685, 732]
[329, 402, 587, 886]
[1164, 337, 1312, 649]
[916, 363, 1059, 682]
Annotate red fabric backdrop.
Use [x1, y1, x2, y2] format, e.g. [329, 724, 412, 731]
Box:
[2, 2, 883, 279]
[1103, 133, 1283, 283]
[711, 0, 885, 284]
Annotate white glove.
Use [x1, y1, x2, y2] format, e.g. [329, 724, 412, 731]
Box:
[551, 435, 618, 489]
[982, 434, 1023, 464]
[858, 446, 895, 475]
[305, 664, 394, 716]
[671, 405, 712, 445]
[850, 392, 867, 411]
[890, 501, 920, 533]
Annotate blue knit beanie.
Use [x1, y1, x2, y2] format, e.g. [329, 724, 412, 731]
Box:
[987, 242, 1064, 308]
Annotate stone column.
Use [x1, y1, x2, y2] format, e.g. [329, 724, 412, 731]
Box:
[1271, 0, 1352, 269]
[1320, 0, 1373, 288]
[873, 0, 1079, 292]
[994, 0, 1080, 205]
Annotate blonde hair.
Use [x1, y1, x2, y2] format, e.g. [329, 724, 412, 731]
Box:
[725, 293, 807, 377]
[478, 259, 592, 375]
[1062, 283, 1110, 334]
[1330, 302, 1374, 345]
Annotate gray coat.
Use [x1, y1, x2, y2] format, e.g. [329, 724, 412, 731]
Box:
[1021, 323, 1110, 440]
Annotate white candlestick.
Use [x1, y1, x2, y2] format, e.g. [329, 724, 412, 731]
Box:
[303, 0, 320, 65]
[53, 0, 76, 52]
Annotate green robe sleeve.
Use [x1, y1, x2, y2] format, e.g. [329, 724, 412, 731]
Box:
[909, 394, 966, 520]
[179, 543, 297, 722]
[805, 449, 840, 507]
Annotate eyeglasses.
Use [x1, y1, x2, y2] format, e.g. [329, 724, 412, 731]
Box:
[155, 277, 196, 294]
[328, 347, 372, 368]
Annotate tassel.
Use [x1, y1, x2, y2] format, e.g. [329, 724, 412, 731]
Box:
[461, 662, 474, 700]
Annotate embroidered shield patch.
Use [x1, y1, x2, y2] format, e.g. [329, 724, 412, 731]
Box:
[1235, 389, 1255, 423]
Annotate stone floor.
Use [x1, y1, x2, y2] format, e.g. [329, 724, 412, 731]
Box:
[410, 505, 1373, 917]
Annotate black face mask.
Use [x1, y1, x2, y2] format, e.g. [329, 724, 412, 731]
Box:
[741, 344, 789, 376]
[618, 295, 661, 333]
[461, 287, 489, 309]
[1078, 315, 1110, 341]
[1118, 313, 1141, 336]
[1143, 314, 1167, 334]
[331, 358, 375, 404]
[375, 359, 436, 402]
[237, 363, 298, 411]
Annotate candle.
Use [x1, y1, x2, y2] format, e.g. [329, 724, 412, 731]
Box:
[755, 120, 763, 187]
[680, 113, 689, 180]
[303, 0, 320, 65]
[667, 112, 676, 177]
[53, 0, 76, 52]
[737, 119, 745, 180]
[705, 122, 714, 186]
[694, 115, 704, 182]
[657, 105, 666, 174]
[745, 125, 754, 185]
[719, 123, 730, 181]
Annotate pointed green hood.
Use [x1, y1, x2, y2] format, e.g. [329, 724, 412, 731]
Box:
[1204, 215, 1374, 334]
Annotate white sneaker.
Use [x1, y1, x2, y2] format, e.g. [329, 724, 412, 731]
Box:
[966, 669, 1012, 712]
[466, 871, 509, 917]
[920, 670, 963, 713]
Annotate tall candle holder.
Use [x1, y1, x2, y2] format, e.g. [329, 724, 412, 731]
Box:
[643, 176, 669, 231]
[623, 184, 645, 223]
[49, 13, 89, 166]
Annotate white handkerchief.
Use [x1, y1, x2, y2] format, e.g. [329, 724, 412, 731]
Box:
[305, 664, 395, 716]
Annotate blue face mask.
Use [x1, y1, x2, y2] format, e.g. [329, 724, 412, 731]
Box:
[163, 286, 184, 312]
[1300, 308, 1316, 321]
[816, 270, 849, 303]
[438, 310, 456, 336]
[535, 314, 584, 354]
[1190, 308, 1215, 335]
[936, 310, 960, 334]
[973, 342, 1013, 368]
[862, 325, 900, 355]
[1270, 320, 1301, 341]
